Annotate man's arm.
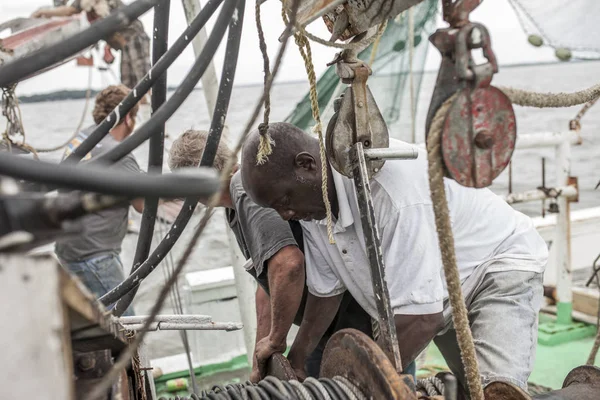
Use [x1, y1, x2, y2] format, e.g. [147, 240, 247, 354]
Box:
[287, 293, 343, 380]
[253, 245, 305, 380]
[131, 198, 144, 213]
[32, 6, 80, 18]
[395, 313, 444, 370]
[250, 285, 271, 382]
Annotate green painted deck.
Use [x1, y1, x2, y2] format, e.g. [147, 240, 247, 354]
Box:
[417, 313, 600, 390]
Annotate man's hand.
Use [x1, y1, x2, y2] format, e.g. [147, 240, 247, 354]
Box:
[287, 353, 307, 382]
[251, 336, 286, 383]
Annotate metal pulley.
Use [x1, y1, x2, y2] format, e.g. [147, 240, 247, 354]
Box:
[326, 65, 389, 179]
[426, 22, 516, 188]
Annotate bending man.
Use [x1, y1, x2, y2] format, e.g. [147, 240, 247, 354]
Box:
[168, 130, 378, 382]
[240, 122, 548, 394]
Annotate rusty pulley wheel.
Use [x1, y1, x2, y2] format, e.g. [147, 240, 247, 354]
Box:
[320, 328, 417, 399]
[441, 86, 516, 188]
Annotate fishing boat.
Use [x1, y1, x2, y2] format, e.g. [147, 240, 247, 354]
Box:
[1, 0, 599, 399]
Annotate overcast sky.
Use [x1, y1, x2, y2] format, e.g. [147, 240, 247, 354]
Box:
[1, 0, 559, 95]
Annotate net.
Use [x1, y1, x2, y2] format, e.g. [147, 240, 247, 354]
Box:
[508, 0, 600, 60]
[285, 0, 439, 143]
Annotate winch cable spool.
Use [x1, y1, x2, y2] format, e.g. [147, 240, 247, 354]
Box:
[159, 377, 367, 400]
[0, 0, 163, 88]
[86, 2, 302, 397]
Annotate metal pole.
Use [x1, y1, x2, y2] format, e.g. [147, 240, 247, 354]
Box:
[555, 137, 573, 325]
[408, 7, 416, 143]
[226, 225, 258, 365]
[350, 142, 403, 372]
[182, 0, 220, 117]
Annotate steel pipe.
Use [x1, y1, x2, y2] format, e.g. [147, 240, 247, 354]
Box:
[101, 0, 243, 307]
[363, 146, 419, 161]
[502, 185, 578, 205]
[0, 0, 163, 87]
[62, 0, 224, 164]
[0, 153, 218, 198]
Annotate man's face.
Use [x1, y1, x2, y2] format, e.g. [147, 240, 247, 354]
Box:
[253, 166, 326, 222]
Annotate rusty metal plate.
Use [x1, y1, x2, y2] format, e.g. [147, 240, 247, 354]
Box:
[441, 86, 516, 188]
[320, 329, 416, 399]
[327, 85, 389, 179]
[484, 381, 531, 400]
[266, 353, 297, 381]
[563, 365, 600, 388]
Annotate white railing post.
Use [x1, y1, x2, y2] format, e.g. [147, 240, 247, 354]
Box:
[554, 135, 573, 325]
[226, 224, 257, 364]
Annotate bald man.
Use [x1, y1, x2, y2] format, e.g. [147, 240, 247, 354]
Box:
[240, 122, 548, 395]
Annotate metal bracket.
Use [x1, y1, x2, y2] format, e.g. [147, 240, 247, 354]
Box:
[326, 66, 389, 179]
[349, 142, 402, 372]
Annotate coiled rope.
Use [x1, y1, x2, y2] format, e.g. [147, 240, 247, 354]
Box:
[416, 375, 446, 397]
[158, 376, 366, 400]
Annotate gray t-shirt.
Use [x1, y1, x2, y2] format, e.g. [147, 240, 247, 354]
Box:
[55, 127, 142, 262]
[226, 172, 302, 280]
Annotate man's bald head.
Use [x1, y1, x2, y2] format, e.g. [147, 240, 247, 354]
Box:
[240, 122, 332, 222]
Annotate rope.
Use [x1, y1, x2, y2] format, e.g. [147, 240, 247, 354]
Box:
[367, 23, 385, 67]
[283, 9, 335, 244]
[255, 0, 273, 165]
[570, 97, 599, 131]
[501, 82, 600, 108]
[292, 18, 386, 51]
[426, 94, 484, 400]
[416, 376, 445, 397]
[34, 65, 94, 153]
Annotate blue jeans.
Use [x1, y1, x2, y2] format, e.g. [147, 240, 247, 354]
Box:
[61, 253, 134, 316]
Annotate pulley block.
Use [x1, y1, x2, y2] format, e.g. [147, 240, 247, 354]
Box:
[320, 329, 417, 399]
[326, 66, 389, 179]
[441, 86, 516, 188]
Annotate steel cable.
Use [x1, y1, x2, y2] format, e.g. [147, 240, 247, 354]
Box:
[158, 377, 367, 400]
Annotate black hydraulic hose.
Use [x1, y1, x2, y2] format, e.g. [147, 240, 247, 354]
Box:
[100, 0, 243, 307]
[0, 152, 219, 198]
[0, 0, 162, 88]
[63, 0, 224, 164]
[112, 0, 171, 318]
[90, 0, 236, 165]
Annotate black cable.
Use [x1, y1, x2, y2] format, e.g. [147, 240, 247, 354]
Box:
[90, 0, 235, 165]
[63, 0, 224, 164]
[303, 380, 325, 400]
[0, 0, 162, 87]
[320, 379, 344, 400]
[100, 0, 242, 307]
[0, 152, 218, 198]
[112, 0, 170, 317]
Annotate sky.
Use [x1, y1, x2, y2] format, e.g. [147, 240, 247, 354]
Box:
[1, 0, 559, 95]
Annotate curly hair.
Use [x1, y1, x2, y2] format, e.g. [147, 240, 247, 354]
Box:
[92, 84, 139, 125]
[168, 129, 232, 171]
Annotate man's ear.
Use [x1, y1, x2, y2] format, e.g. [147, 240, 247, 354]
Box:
[295, 152, 317, 172]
